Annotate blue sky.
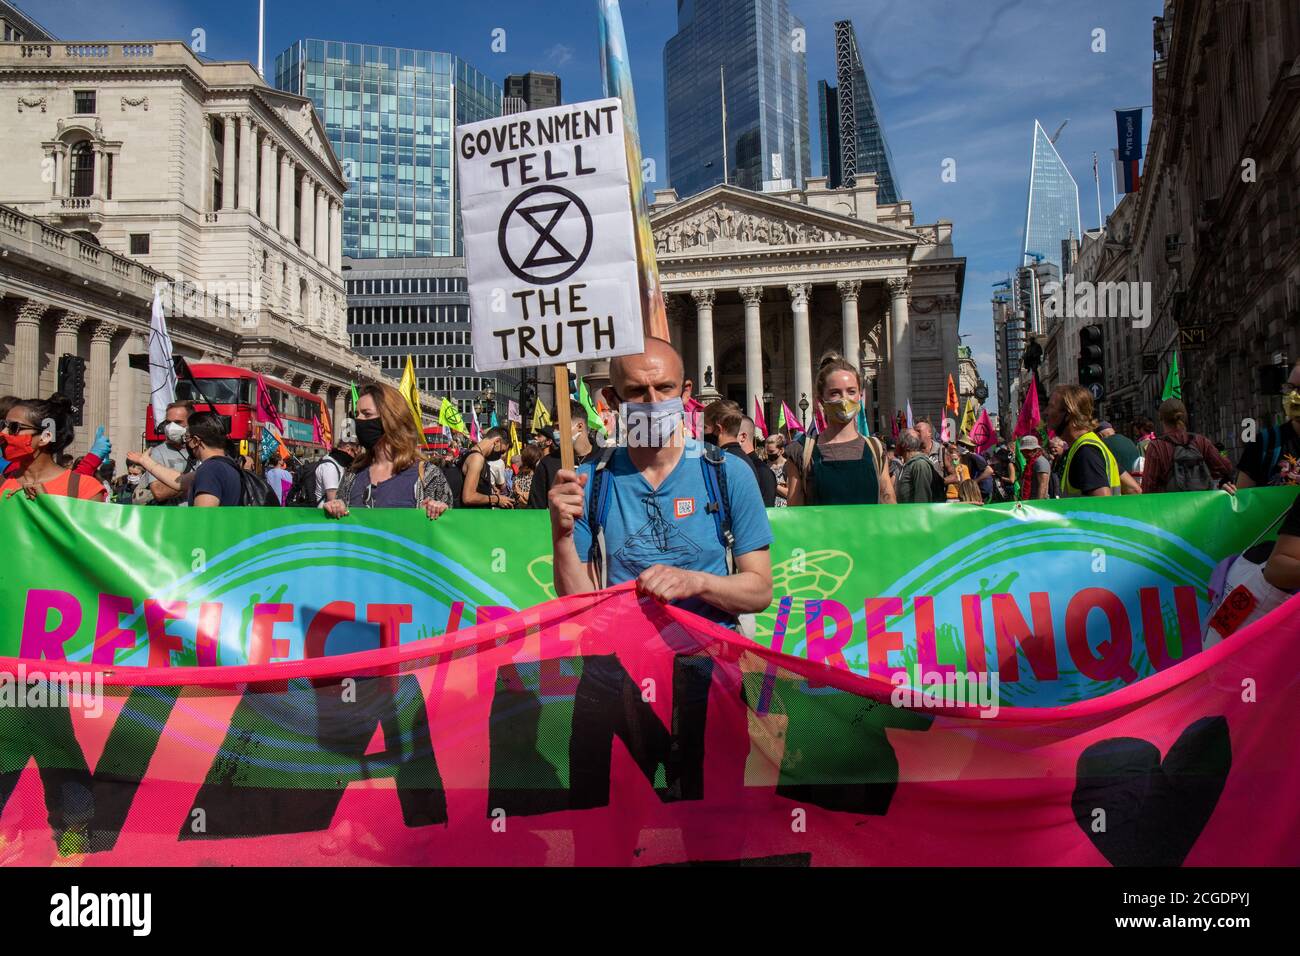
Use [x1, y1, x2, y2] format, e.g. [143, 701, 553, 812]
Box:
[23, 0, 1160, 411]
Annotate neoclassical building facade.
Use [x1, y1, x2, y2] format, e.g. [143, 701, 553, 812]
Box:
[0, 39, 406, 456]
[648, 174, 965, 432]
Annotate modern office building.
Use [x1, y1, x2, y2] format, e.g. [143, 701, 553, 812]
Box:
[992, 290, 1024, 426]
[343, 256, 519, 419]
[816, 80, 841, 188]
[274, 40, 502, 259]
[1021, 119, 1082, 275]
[664, 0, 810, 198]
[503, 71, 561, 112]
[817, 20, 900, 203]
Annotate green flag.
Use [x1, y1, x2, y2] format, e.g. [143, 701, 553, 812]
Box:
[349, 382, 360, 414]
[438, 397, 467, 435]
[777, 403, 787, 431]
[1161, 353, 1181, 401]
[576, 376, 606, 434]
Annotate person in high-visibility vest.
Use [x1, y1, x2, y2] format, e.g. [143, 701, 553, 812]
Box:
[1044, 384, 1121, 497]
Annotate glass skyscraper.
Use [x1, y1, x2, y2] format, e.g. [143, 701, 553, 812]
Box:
[817, 20, 900, 203]
[664, 0, 810, 197]
[1022, 119, 1082, 275]
[274, 40, 501, 259]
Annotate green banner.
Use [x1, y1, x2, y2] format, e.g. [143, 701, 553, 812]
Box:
[3, 489, 1292, 706]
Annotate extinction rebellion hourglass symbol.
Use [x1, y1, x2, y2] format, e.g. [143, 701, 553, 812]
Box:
[497, 184, 594, 285]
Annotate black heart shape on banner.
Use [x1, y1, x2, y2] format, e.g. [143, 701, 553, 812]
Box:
[1071, 716, 1231, 867]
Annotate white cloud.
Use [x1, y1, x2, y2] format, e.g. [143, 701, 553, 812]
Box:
[546, 43, 574, 67]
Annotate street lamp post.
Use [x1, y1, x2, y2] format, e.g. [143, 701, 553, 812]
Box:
[798, 393, 809, 430]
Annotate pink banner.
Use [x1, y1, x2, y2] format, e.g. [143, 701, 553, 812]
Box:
[1, 585, 1297, 866]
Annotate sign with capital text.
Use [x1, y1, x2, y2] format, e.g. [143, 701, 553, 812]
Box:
[457, 98, 643, 372]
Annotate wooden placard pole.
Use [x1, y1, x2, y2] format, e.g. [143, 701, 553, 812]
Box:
[554, 363, 575, 471]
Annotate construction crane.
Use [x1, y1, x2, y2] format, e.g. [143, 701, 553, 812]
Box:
[1049, 120, 1069, 144]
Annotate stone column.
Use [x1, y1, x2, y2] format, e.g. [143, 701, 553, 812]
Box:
[238, 115, 255, 210]
[260, 136, 276, 225]
[788, 283, 812, 410]
[221, 114, 237, 211]
[54, 312, 84, 362]
[51, 147, 63, 198]
[315, 190, 329, 261]
[14, 300, 47, 396]
[87, 321, 117, 432]
[665, 294, 687, 355]
[279, 152, 295, 240]
[838, 279, 862, 369]
[739, 286, 765, 414]
[330, 201, 342, 271]
[691, 288, 718, 399]
[300, 177, 316, 254]
[888, 276, 912, 422]
[93, 146, 107, 198]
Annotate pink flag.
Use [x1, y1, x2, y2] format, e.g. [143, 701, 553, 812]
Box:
[468, 406, 481, 443]
[752, 397, 768, 438]
[1014, 374, 1042, 438]
[255, 373, 283, 433]
[684, 395, 705, 438]
[905, 400, 914, 428]
[970, 408, 996, 454]
[3, 584, 1297, 865]
[940, 408, 955, 444]
[311, 415, 323, 445]
[813, 401, 827, 433]
[782, 400, 804, 433]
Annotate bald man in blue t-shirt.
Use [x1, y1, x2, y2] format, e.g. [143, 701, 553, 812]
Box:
[547, 338, 773, 628]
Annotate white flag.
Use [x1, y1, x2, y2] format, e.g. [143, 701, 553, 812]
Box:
[507, 399, 520, 424]
[148, 286, 177, 428]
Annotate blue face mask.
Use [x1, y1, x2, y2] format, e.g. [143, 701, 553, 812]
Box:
[621, 396, 685, 448]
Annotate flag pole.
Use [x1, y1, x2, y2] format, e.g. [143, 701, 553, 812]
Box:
[720, 65, 728, 187]
[1093, 151, 1103, 228]
[257, 0, 265, 78]
[555, 364, 575, 471]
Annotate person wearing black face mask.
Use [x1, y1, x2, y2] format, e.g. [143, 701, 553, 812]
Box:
[326, 384, 452, 519]
[527, 401, 599, 509]
[460, 426, 513, 508]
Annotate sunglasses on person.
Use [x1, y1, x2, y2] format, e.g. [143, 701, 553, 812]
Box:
[1, 420, 39, 435]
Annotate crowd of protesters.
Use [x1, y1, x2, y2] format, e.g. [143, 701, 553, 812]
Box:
[0, 347, 1297, 640]
[1, 356, 1296, 517]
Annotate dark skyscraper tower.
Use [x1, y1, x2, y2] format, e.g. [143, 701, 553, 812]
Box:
[664, 0, 810, 197]
[504, 72, 562, 111]
[818, 20, 900, 203]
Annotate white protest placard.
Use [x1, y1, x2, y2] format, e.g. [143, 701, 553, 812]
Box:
[456, 97, 644, 372]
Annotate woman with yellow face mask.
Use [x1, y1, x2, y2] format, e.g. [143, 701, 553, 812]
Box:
[785, 358, 896, 506]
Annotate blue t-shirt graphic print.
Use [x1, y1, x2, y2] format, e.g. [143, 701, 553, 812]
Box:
[571, 439, 774, 626]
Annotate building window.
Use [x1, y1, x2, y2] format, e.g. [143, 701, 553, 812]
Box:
[70, 141, 95, 198]
[74, 90, 97, 115]
[129, 233, 150, 255]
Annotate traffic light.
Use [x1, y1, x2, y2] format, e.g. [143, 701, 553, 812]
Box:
[1078, 325, 1105, 401]
[57, 353, 86, 426]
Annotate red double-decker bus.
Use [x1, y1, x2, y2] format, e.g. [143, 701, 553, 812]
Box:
[144, 363, 329, 454]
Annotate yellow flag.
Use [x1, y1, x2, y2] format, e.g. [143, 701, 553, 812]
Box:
[508, 421, 522, 465]
[439, 397, 467, 435]
[960, 397, 978, 438]
[531, 398, 552, 431]
[398, 356, 424, 437]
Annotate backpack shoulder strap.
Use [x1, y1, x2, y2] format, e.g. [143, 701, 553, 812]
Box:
[865, 435, 885, 476]
[586, 446, 618, 587]
[66, 471, 81, 499]
[699, 444, 736, 574]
